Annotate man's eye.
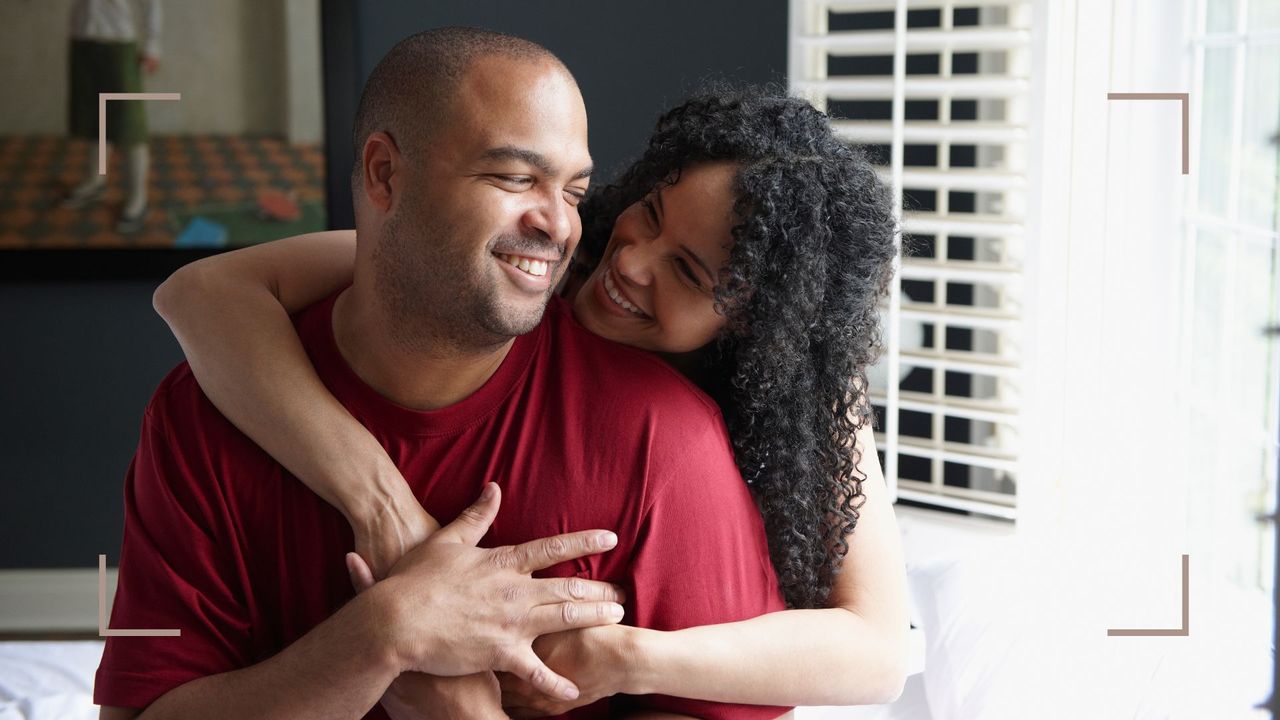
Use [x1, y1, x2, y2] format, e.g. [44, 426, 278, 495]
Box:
[565, 189, 587, 206]
[494, 175, 533, 186]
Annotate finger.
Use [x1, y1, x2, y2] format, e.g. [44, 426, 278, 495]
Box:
[344, 552, 376, 593]
[525, 601, 625, 636]
[533, 576, 628, 604]
[503, 648, 579, 702]
[433, 483, 500, 547]
[508, 529, 617, 574]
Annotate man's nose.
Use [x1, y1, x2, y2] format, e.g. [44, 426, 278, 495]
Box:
[522, 189, 574, 249]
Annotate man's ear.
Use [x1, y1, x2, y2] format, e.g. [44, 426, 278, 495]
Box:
[361, 131, 400, 214]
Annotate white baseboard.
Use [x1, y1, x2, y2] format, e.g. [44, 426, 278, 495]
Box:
[0, 568, 115, 634]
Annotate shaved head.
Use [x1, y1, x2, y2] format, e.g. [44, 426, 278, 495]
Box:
[350, 27, 571, 194]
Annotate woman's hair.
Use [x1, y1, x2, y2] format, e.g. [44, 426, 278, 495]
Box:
[578, 87, 899, 609]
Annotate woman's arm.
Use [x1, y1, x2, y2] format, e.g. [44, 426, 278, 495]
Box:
[153, 230, 439, 577]
[628, 422, 911, 705]
[502, 422, 910, 711]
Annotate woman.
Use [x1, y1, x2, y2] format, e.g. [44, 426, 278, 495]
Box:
[154, 89, 910, 712]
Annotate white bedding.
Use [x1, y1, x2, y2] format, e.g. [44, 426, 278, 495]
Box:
[0, 641, 102, 720]
[905, 546, 1273, 720]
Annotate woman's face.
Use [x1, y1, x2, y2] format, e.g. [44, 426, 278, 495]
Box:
[572, 162, 738, 353]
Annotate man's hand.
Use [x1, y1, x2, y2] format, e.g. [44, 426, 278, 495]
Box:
[499, 625, 634, 718]
[346, 549, 507, 720]
[365, 483, 627, 702]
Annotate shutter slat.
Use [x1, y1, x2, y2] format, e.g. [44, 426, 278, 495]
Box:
[795, 28, 1031, 54]
[837, 120, 1029, 144]
[885, 168, 1027, 191]
[823, 0, 1025, 12]
[868, 389, 1020, 423]
[796, 76, 1030, 99]
[895, 486, 1017, 519]
[898, 349, 1019, 376]
[903, 212, 1025, 237]
[901, 303, 1020, 331]
[900, 259, 1023, 284]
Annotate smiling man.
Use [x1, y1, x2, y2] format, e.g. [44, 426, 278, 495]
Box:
[95, 27, 788, 720]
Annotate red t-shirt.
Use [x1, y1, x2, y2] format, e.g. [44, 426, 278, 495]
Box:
[94, 292, 790, 719]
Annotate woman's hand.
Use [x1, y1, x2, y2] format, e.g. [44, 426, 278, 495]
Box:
[498, 624, 635, 718]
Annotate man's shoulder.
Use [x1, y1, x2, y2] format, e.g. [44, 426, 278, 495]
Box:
[143, 361, 266, 462]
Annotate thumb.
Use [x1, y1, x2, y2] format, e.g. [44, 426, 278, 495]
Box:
[432, 482, 500, 547]
[345, 552, 376, 593]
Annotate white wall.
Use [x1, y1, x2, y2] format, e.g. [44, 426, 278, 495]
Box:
[0, 0, 322, 137]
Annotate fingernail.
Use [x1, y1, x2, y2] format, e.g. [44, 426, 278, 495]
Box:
[609, 603, 624, 620]
[561, 685, 579, 700]
[480, 483, 496, 501]
[598, 532, 617, 549]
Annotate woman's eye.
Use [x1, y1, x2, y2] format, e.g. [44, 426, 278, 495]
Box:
[640, 199, 658, 224]
[675, 258, 702, 287]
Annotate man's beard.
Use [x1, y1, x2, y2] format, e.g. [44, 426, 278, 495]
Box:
[372, 207, 557, 354]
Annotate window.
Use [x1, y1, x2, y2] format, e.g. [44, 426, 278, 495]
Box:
[789, 0, 1032, 519]
[1185, 0, 1280, 594]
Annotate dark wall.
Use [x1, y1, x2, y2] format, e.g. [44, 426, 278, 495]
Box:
[2, 0, 786, 569]
[325, 0, 788, 227]
[0, 282, 184, 568]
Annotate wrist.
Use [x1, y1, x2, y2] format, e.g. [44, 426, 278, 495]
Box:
[348, 576, 412, 676]
[617, 626, 664, 696]
[340, 458, 416, 526]
[359, 577, 418, 675]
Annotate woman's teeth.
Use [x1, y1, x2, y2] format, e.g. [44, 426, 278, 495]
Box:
[604, 269, 646, 317]
[496, 253, 549, 278]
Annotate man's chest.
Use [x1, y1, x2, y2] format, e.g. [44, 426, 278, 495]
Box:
[227, 430, 644, 654]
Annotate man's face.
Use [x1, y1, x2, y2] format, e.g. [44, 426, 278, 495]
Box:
[375, 56, 592, 349]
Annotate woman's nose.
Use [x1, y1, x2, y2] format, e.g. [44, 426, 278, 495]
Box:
[612, 239, 654, 286]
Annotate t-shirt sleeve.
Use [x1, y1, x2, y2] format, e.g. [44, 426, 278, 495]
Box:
[618, 404, 793, 719]
[94, 385, 254, 710]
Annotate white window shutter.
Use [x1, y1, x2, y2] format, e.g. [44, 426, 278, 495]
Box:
[790, 0, 1032, 520]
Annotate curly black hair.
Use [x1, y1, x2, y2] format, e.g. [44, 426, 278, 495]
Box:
[575, 87, 899, 609]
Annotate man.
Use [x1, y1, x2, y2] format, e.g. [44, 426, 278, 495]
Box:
[95, 27, 788, 719]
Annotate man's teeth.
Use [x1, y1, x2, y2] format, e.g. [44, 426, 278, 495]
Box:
[496, 253, 548, 277]
[604, 269, 645, 317]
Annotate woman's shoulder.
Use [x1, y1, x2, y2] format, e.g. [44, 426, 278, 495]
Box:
[542, 298, 724, 425]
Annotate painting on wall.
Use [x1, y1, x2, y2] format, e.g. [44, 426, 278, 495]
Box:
[0, 0, 329, 279]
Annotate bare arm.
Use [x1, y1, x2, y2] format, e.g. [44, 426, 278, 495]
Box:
[100, 487, 629, 720]
[101, 587, 401, 720]
[152, 231, 437, 575]
[628, 423, 910, 706]
[503, 423, 910, 712]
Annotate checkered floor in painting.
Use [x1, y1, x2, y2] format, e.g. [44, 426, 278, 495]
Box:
[0, 135, 326, 248]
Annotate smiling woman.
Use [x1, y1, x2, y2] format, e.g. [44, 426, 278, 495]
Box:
[573, 162, 737, 353]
